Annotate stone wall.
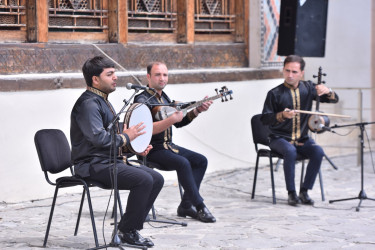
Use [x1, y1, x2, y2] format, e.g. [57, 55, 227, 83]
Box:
[0, 43, 282, 91]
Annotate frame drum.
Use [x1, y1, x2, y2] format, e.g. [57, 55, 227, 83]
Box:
[123, 103, 153, 154]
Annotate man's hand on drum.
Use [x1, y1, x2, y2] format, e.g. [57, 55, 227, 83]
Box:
[123, 122, 146, 141]
[138, 145, 153, 157]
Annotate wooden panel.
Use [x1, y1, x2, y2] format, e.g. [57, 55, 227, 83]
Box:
[127, 0, 176, 33]
[36, 0, 48, 42]
[234, 0, 244, 42]
[108, 0, 118, 42]
[48, 31, 108, 43]
[107, 0, 127, 43]
[177, 0, 194, 43]
[118, 0, 128, 43]
[243, 0, 249, 64]
[186, 0, 194, 43]
[48, 0, 108, 32]
[26, 0, 36, 42]
[0, 30, 26, 42]
[128, 32, 176, 43]
[194, 0, 235, 34]
[195, 33, 233, 43]
[0, 0, 27, 41]
[0, 0, 26, 28]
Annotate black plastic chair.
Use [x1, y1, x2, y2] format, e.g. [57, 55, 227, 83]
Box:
[250, 114, 325, 204]
[34, 129, 123, 248]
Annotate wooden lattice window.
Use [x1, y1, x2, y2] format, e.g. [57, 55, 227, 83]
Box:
[127, 0, 177, 33]
[195, 0, 235, 34]
[48, 0, 108, 32]
[0, 0, 26, 30]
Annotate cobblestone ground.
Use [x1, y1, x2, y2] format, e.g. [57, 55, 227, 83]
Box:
[1, 153, 375, 249]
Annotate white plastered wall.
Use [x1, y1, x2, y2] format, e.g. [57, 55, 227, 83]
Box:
[0, 79, 281, 203]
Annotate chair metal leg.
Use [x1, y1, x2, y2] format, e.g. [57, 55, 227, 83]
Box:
[269, 154, 276, 204]
[275, 158, 282, 172]
[300, 161, 305, 189]
[300, 161, 325, 201]
[44, 184, 99, 248]
[74, 189, 86, 236]
[117, 190, 124, 216]
[83, 186, 99, 247]
[43, 186, 60, 247]
[318, 169, 325, 201]
[178, 183, 184, 200]
[73, 186, 99, 247]
[251, 154, 260, 199]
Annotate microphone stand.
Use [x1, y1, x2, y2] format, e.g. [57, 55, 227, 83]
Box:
[91, 90, 147, 250]
[314, 127, 338, 170]
[328, 121, 375, 211]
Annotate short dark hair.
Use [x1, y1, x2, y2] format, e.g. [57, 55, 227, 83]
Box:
[147, 61, 166, 75]
[82, 56, 115, 86]
[283, 55, 305, 71]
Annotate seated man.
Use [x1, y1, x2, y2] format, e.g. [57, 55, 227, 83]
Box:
[261, 55, 339, 206]
[134, 61, 216, 223]
[70, 56, 164, 247]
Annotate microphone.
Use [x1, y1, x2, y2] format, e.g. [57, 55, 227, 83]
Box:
[319, 124, 331, 131]
[126, 83, 155, 92]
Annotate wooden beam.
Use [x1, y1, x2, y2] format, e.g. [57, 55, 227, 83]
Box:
[108, 0, 118, 42]
[177, 0, 194, 44]
[37, 0, 48, 42]
[234, 0, 245, 43]
[243, 0, 249, 65]
[26, 0, 37, 42]
[118, 0, 128, 43]
[108, 0, 128, 43]
[26, 0, 47, 42]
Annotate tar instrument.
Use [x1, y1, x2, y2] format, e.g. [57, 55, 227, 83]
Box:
[123, 103, 153, 154]
[308, 67, 332, 133]
[152, 86, 233, 121]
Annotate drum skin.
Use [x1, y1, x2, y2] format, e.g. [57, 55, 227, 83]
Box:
[123, 103, 153, 153]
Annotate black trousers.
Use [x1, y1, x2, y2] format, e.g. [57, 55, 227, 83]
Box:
[269, 137, 324, 191]
[147, 145, 208, 208]
[87, 161, 164, 232]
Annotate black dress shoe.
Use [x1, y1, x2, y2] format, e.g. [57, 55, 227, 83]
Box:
[177, 205, 198, 219]
[288, 192, 301, 206]
[197, 206, 216, 223]
[299, 191, 314, 205]
[133, 230, 154, 247]
[118, 229, 154, 247]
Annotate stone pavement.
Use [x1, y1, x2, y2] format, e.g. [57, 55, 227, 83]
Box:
[1, 152, 375, 250]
